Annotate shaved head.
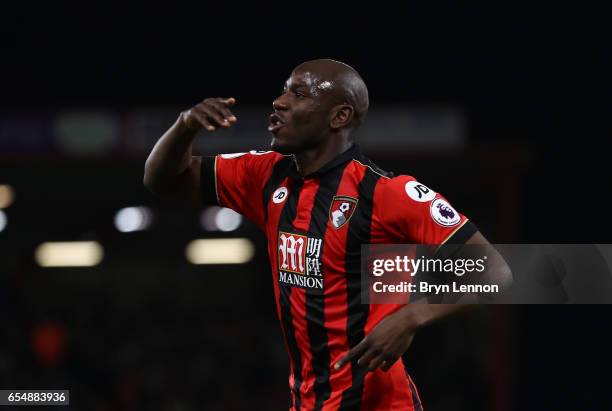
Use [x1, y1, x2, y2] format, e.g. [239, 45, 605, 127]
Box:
[292, 59, 369, 129]
[270, 59, 369, 155]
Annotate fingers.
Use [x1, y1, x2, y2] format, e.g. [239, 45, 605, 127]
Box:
[334, 336, 400, 373]
[359, 352, 399, 372]
[356, 347, 380, 368]
[199, 105, 229, 129]
[186, 108, 215, 131]
[355, 346, 397, 372]
[223, 97, 236, 106]
[366, 356, 386, 372]
[183, 97, 238, 132]
[207, 99, 237, 124]
[334, 338, 369, 370]
[334, 353, 351, 371]
[221, 97, 237, 121]
[380, 358, 397, 372]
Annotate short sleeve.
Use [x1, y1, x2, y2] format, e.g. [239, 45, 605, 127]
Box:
[378, 175, 477, 245]
[200, 150, 283, 229]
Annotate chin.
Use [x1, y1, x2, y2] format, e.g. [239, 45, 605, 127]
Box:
[270, 137, 298, 155]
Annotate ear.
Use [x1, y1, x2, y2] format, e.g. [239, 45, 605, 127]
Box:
[330, 104, 354, 130]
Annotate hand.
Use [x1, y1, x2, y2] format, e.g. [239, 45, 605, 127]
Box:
[180, 97, 238, 132]
[334, 308, 419, 373]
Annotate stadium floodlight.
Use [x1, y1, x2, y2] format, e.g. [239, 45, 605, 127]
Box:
[0, 210, 6, 232]
[185, 238, 254, 264]
[215, 207, 242, 232]
[114, 206, 152, 232]
[35, 241, 104, 267]
[0, 185, 15, 209]
[200, 207, 242, 232]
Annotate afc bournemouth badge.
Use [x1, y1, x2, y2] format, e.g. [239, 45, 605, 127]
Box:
[329, 196, 358, 229]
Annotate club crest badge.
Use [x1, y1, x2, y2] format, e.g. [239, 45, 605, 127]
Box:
[329, 196, 358, 229]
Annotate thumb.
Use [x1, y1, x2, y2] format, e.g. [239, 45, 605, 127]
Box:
[223, 97, 236, 106]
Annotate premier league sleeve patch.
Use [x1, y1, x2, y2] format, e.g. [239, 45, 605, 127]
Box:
[329, 196, 358, 229]
[430, 198, 461, 227]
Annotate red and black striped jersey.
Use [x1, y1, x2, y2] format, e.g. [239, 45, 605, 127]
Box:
[201, 144, 477, 411]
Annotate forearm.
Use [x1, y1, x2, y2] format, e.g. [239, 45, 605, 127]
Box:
[143, 114, 199, 195]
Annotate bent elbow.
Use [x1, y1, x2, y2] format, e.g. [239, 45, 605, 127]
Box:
[142, 163, 156, 193]
[142, 162, 166, 197]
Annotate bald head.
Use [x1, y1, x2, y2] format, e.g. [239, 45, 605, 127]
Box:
[292, 59, 369, 129]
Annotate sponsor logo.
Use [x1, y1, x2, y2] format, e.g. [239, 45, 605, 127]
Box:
[278, 231, 323, 290]
[430, 198, 461, 227]
[329, 196, 358, 229]
[405, 181, 436, 202]
[272, 187, 289, 204]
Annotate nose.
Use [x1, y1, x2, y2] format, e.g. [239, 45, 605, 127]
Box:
[272, 94, 289, 111]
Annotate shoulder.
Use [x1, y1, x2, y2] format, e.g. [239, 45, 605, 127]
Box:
[209, 150, 291, 188]
[346, 154, 436, 203]
[218, 149, 286, 162]
[375, 174, 441, 208]
[216, 150, 289, 170]
[349, 155, 394, 180]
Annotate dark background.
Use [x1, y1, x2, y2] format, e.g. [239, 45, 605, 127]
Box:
[1, 3, 611, 410]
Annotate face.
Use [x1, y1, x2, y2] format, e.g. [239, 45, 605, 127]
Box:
[269, 68, 335, 155]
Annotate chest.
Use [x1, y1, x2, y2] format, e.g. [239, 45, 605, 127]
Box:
[268, 177, 363, 238]
[266, 177, 372, 282]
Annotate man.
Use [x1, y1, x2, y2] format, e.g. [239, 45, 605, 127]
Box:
[144, 59, 510, 410]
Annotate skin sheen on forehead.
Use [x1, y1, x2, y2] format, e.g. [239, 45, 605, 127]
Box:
[317, 80, 334, 91]
[287, 72, 336, 97]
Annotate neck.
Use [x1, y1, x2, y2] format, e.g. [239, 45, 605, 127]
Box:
[294, 134, 353, 177]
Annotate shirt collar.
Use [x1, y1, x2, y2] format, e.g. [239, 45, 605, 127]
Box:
[289, 143, 361, 179]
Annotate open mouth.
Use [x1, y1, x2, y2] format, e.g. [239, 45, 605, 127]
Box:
[268, 113, 285, 133]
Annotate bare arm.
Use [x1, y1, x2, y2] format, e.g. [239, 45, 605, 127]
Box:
[334, 231, 512, 372]
[143, 97, 237, 206]
[465, 230, 513, 297]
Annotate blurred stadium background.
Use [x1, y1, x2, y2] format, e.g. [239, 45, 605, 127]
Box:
[1, 4, 611, 410]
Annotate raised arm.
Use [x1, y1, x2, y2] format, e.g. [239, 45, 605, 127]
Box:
[143, 97, 237, 206]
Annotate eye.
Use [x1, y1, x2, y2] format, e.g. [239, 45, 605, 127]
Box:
[294, 90, 305, 99]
